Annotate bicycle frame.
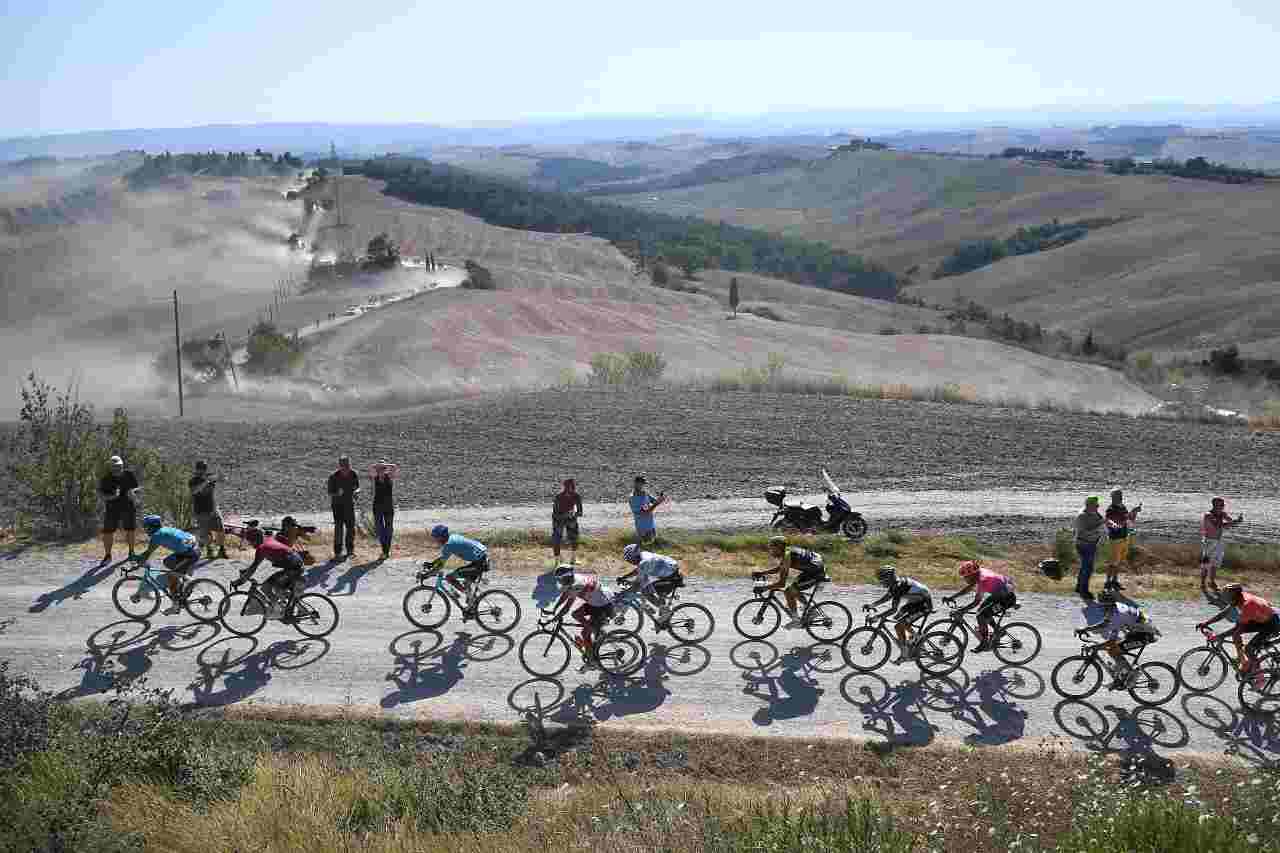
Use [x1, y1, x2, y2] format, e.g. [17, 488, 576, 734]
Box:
[935, 600, 1014, 641]
[419, 568, 480, 609]
[752, 577, 826, 619]
[1077, 637, 1149, 672]
[125, 563, 187, 599]
[862, 606, 932, 645]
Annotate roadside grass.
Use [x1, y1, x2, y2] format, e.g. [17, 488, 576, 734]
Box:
[31, 526, 1280, 602]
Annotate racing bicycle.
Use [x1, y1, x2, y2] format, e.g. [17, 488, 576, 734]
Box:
[924, 600, 1042, 665]
[1051, 632, 1179, 707]
[402, 565, 521, 634]
[733, 573, 851, 642]
[609, 577, 714, 643]
[112, 560, 226, 623]
[1179, 626, 1280, 712]
[841, 606, 965, 677]
[518, 607, 645, 678]
[219, 576, 339, 639]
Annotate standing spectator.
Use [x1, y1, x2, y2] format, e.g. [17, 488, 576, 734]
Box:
[552, 478, 584, 565]
[1201, 497, 1244, 594]
[1103, 488, 1142, 593]
[327, 455, 360, 560]
[98, 455, 140, 564]
[189, 461, 228, 560]
[1074, 496, 1108, 601]
[370, 460, 398, 560]
[629, 475, 667, 544]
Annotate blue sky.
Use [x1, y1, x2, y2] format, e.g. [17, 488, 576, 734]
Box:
[2, 0, 1278, 137]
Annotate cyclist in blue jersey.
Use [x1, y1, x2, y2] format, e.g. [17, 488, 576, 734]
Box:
[131, 515, 201, 614]
[425, 525, 490, 603]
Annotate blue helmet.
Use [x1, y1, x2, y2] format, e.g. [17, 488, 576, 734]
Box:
[142, 514, 163, 532]
[430, 524, 449, 541]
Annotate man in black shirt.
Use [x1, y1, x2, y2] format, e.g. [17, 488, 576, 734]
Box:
[99, 455, 140, 564]
[189, 461, 228, 560]
[326, 455, 360, 559]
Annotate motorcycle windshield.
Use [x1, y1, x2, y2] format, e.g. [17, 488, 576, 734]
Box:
[821, 468, 841, 496]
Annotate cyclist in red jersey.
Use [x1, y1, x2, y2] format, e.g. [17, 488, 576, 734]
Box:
[547, 565, 615, 669]
[1198, 584, 1279, 689]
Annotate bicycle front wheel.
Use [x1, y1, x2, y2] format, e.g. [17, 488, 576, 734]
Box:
[474, 589, 521, 634]
[402, 585, 451, 630]
[915, 630, 965, 678]
[1051, 655, 1103, 700]
[733, 598, 781, 640]
[518, 630, 572, 677]
[1128, 661, 1179, 707]
[993, 622, 1042, 666]
[290, 593, 339, 639]
[219, 591, 267, 637]
[667, 603, 714, 644]
[597, 631, 646, 677]
[805, 601, 852, 643]
[1177, 646, 1228, 693]
[182, 579, 228, 624]
[112, 575, 162, 620]
[841, 626, 891, 672]
[610, 600, 645, 634]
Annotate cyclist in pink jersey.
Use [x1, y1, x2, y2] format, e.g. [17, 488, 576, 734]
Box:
[943, 560, 1016, 653]
[1198, 584, 1278, 688]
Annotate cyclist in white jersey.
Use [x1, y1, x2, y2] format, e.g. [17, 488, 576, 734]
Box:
[616, 543, 681, 622]
[550, 565, 615, 668]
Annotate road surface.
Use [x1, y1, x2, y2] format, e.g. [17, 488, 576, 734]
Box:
[2, 546, 1276, 766]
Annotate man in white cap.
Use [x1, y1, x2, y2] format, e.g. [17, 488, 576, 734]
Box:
[98, 455, 141, 564]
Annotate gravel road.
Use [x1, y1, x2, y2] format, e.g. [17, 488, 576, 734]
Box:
[3, 549, 1276, 764]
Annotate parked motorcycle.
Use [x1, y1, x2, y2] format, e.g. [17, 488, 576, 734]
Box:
[765, 468, 868, 540]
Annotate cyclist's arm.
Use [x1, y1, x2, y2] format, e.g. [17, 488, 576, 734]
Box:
[944, 581, 976, 604]
[134, 540, 159, 562]
[867, 591, 893, 609]
[1198, 605, 1236, 629]
[241, 553, 266, 577]
[1079, 617, 1109, 634]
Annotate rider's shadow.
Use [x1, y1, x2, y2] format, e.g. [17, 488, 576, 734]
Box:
[839, 672, 938, 746]
[581, 648, 673, 722]
[303, 558, 340, 591]
[329, 559, 380, 597]
[742, 647, 825, 726]
[189, 639, 274, 707]
[29, 558, 122, 613]
[1181, 693, 1280, 768]
[381, 632, 468, 708]
[58, 623, 167, 700]
[530, 572, 561, 610]
[958, 669, 1030, 747]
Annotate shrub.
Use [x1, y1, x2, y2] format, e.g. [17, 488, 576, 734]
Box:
[341, 760, 530, 835]
[589, 351, 667, 385]
[625, 350, 668, 383]
[1054, 528, 1078, 570]
[705, 797, 916, 853]
[461, 259, 496, 289]
[863, 533, 900, 559]
[589, 353, 629, 386]
[244, 322, 302, 374]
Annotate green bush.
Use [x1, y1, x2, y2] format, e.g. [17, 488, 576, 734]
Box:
[705, 797, 916, 853]
[341, 760, 530, 835]
[1055, 795, 1268, 853]
[590, 353, 630, 386]
[1054, 528, 1079, 570]
[625, 350, 668, 383]
[863, 533, 900, 559]
[589, 351, 668, 385]
[244, 321, 302, 374]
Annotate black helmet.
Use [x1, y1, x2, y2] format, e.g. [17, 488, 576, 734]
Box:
[1098, 589, 1118, 605]
[280, 516, 299, 530]
[554, 564, 576, 586]
[876, 565, 897, 586]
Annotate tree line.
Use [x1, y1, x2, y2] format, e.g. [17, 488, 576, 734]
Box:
[933, 217, 1126, 279]
[126, 150, 305, 189]
[1000, 147, 1266, 183]
[350, 158, 901, 301]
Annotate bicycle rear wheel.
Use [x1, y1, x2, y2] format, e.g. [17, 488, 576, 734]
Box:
[1237, 652, 1280, 714]
[182, 578, 227, 624]
[1128, 661, 1179, 707]
[915, 630, 965, 678]
[112, 575, 162, 620]
[597, 631, 646, 677]
[992, 622, 1041, 666]
[1051, 655, 1103, 700]
[402, 585, 451, 630]
[841, 626, 891, 672]
[1177, 646, 1228, 693]
[474, 589, 521, 634]
[518, 630, 572, 677]
[733, 598, 781, 640]
[609, 600, 645, 634]
[289, 593, 339, 639]
[667, 603, 714, 644]
[805, 601, 852, 643]
[219, 591, 267, 637]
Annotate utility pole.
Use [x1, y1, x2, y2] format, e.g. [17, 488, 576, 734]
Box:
[172, 289, 184, 417]
[219, 331, 239, 391]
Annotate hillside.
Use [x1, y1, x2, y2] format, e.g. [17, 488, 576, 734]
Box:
[608, 149, 1280, 357]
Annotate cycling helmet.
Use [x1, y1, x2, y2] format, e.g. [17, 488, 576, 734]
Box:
[142, 514, 163, 533]
[877, 565, 898, 586]
[1211, 496, 1226, 506]
[430, 524, 449, 541]
[280, 516, 299, 530]
[1220, 583, 1245, 603]
[768, 535, 788, 552]
[622, 544, 642, 565]
[554, 564, 576, 586]
[243, 526, 264, 547]
[959, 560, 981, 579]
[1097, 589, 1118, 605]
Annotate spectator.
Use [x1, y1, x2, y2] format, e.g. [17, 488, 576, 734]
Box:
[1103, 488, 1141, 592]
[1074, 496, 1108, 600]
[629, 475, 667, 544]
[1201, 497, 1244, 594]
[370, 460, 398, 560]
[98, 455, 140, 564]
[552, 478, 584, 565]
[327, 455, 360, 560]
[189, 461, 228, 560]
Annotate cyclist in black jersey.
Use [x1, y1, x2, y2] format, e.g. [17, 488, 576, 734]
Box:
[864, 564, 933, 663]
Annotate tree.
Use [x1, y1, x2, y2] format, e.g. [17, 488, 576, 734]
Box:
[1082, 330, 1097, 356]
[729, 276, 740, 317]
[366, 232, 400, 269]
[650, 262, 670, 287]
[461, 260, 496, 290]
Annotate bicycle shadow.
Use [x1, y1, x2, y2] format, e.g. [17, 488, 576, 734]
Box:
[838, 671, 940, 746]
[186, 635, 331, 707]
[303, 557, 341, 591]
[1052, 699, 1188, 781]
[922, 666, 1041, 747]
[1181, 693, 1280, 768]
[741, 644, 828, 726]
[530, 571, 561, 610]
[58, 619, 222, 701]
[460, 631, 515, 663]
[507, 677, 594, 764]
[561, 648, 674, 723]
[28, 557, 126, 613]
[652, 642, 712, 677]
[328, 558, 380, 597]
[381, 630, 469, 708]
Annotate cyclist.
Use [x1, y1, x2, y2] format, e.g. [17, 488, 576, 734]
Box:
[236, 523, 306, 614]
[616, 543, 681, 624]
[549, 564, 615, 670]
[131, 515, 200, 615]
[755, 536, 827, 628]
[1076, 591, 1160, 688]
[943, 560, 1016, 653]
[1198, 584, 1278, 689]
[864, 565, 933, 663]
[424, 525, 489, 608]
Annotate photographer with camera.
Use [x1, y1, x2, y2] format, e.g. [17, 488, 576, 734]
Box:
[189, 461, 227, 560]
